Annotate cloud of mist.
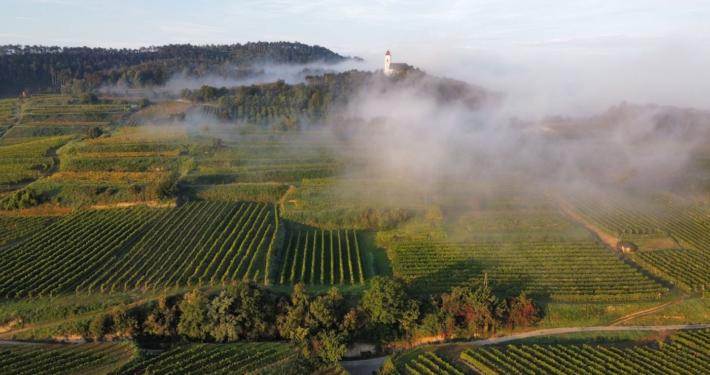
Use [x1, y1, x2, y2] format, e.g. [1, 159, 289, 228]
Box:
[328, 68, 710, 206]
[101, 59, 367, 99]
[377, 36, 710, 118]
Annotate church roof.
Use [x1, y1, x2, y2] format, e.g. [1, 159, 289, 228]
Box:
[389, 63, 410, 70]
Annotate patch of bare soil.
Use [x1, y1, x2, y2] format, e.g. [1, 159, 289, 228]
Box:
[90, 200, 176, 209]
[52, 335, 86, 344]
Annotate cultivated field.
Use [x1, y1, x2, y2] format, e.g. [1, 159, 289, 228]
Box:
[114, 342, 303, 375]
[277, 226, 367, 285]
[570, 194, 710, 292]
[460, 328, 710, 374]
[0, 202, 278, 297]
[0, 342, 136, 375]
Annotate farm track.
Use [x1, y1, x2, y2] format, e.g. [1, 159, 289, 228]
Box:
[468, 323, 710, 346]
[609, 295, 687, 326]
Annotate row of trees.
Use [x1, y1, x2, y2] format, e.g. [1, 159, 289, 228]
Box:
[86, 277, 537, 369]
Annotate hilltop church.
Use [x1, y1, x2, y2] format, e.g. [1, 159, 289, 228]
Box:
[384, 50, 413, 76]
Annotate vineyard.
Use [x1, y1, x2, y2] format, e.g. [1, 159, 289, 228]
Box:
[0, 202, 278, 297]
[570, 195, 710, 292]
[0, 342, 136, 375]
[391, 240, 666, 300]
[460, 328, 710, 374]
[0, 136, 73, 188]
[0, 216, 55, 246]
[0, 99, 19, 138]
[91, 202, 278, 291]
[191, 182, 290, 203]
[18, 126, 186, 207]
[277, 226, 367, 285]
[399, 351, 465, 375]
[0, 207, 165, 298]
[114, 342, 304, 375]
[2, 95, 132, 140]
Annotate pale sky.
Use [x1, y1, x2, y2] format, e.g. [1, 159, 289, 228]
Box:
[3, 1, 709, 114]
[1, 1, 708, 55]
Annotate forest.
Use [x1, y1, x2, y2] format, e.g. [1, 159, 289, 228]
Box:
[0, 42, 348, 96]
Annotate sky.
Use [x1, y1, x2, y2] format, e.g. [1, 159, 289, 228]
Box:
[2, 0, 710, 114]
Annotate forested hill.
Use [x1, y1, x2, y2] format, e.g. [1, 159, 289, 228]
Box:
[0, 42, 350, 97]
[185, 70, 492, 127]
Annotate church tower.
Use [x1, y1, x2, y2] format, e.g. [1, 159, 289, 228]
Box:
[384, 50, 392, 76]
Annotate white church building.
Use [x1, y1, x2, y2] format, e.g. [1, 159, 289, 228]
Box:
[384, 50, 413, 76]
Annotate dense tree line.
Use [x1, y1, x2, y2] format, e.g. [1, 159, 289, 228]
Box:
[0, 42, 347, 96]
[84, 277, 537, 370]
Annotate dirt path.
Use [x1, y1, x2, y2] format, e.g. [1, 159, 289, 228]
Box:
[558, 200, 619, 249]
[468, 323, 710, 346]
[278, 184, 296, 212]
[609, 295, 687, 326]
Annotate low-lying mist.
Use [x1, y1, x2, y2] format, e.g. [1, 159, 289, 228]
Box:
[101, 59, 366, 99]
[140, 44, 710, 209]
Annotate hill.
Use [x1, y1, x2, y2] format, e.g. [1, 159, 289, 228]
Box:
[0, 42, 351, 97]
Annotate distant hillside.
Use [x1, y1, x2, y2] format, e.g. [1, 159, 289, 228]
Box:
[0, 42, 350, 97]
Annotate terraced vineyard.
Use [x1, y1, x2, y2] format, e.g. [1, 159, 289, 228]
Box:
[0, 202, 278, 297]
[114, 342, 304, 375]
[3, 95, 131, 140]
[0, 98, 19, 137]
[0, 342, 136, 375]
[0, 136, 73, 188]
[460, 328, 710, 374]
[18, 126, 185, 207]
[571, 195, 710, 292]
[277, 227, 366, 285]
[0, 216, 55, 246]
[392, 239, 665, 300]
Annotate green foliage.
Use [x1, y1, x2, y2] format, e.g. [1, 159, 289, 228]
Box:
[206, 284, 276, 342]
[0, 189, 41, 210]
[0, 42, 346, 96]
[360, 277, 420, 340]
[143, 296, 178, 337]
[177, 289, 210, 340]
[88, 313, 112, 340]
[277, 284, 350, 367]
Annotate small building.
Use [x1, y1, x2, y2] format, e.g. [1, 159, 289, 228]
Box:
[617, 241, 638, 253]
[384, 50, 414, 76]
